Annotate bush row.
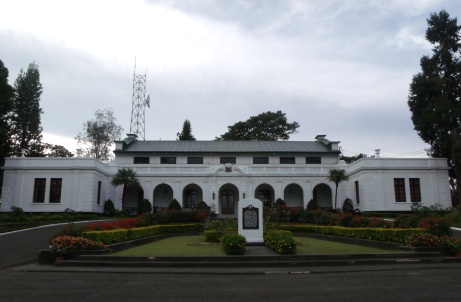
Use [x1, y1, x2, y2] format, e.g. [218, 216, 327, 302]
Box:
[264, 230, 296, 255]
[281, 224, 426, 244]
[82, 223, 203, 244]
[141, 210, 208, 224]
[269, 208, 388, 228]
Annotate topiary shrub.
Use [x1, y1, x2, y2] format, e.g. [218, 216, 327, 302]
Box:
[197, 201, 210, 210]
[275, 198, 286, 207]
[307, 199, 318, 211]
[138, 199, 152, 215]
[168, 199, 182, 211]
[221, 233, 246, 255]
[103, 199, 116, 216]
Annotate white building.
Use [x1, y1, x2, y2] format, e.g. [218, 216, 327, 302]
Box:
[0, 135, 452, 214]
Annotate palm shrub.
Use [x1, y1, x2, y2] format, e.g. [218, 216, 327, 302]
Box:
[221, 233, 246, 255]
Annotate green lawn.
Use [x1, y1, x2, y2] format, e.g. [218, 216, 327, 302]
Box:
[113, 235, 400, 256]
[295, 237, 401, 254]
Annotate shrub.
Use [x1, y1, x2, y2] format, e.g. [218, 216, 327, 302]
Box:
[103, 199, 116, 216]
[265, 230, 296, 254]
[446, 206, 461, 227]
[50, 235, 106, 254]
[209, 220, 224, 231]
[275, 198, 286, 207]
[221, 233, 246, 255]
[197, 201, 210, 210]
[393, 214, 421, 228]
[138, 199, 152, 215]
[53, 223, 84, 238]
[10, 206, 25, 220]
[204, 230, 224, 242]
[168, 199, 182, 211]
[418, 216, 452, 236]
[223, 218, 237, 230]
[306, 199, 318, 211]
[404, 233, 447, 247]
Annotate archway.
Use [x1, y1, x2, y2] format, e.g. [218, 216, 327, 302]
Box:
[254, 184, 274, 208]
[124, 186, 144, 214]
[219, 183, 239, 215]
[284, 183, 303, 207]
[313, 183, 332, 210]
[182, 184, 203, 209]
[153, 184, 173, 210]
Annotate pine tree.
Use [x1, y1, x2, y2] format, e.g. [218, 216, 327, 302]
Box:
[10, 62, 44, 157]
[177, 119, 196, 141]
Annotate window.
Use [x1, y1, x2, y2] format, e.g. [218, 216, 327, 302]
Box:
[355, 181, 360, 204]
[306, 157, 321, 164]
[187, 157, 203, 164]
[97, 181, 102, 205]
[49, 178, 62, 203]
[133, 157, 150, 164]
[253, 157, 269, 164]
[161, 157, 176, 164]
[220, 157, 236, 164]
[33, 178, 46, 203]
[410, 178, 421, 203]
[280, 157, 295, 164]
[394, 178, 406, 202]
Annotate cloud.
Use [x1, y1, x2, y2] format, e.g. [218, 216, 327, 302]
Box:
[1, 0, 460, 157]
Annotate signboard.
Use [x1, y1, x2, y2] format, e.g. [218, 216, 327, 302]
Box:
[242, 205, 259, 230]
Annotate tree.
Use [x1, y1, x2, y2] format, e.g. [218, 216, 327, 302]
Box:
[76, 108, 123, 161]
[216, 111, 299, 141]
[407, 10, 461, 204]
[10, 62, 44, 157]
[43, 143, 74, 157]
[111, 168, 140, 210]
[177, 119, 196, 141]
[340, 152, 367, 164]
[328, 169, 349, 210]
[0, 59, 14, 197]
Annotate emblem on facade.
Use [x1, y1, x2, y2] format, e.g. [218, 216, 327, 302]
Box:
[225, 163, 232, 173]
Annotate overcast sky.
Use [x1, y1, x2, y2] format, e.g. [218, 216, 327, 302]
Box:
[1, 0, 460, 158]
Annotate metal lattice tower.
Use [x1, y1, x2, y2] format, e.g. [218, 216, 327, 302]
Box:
[129, 65, 149, 140]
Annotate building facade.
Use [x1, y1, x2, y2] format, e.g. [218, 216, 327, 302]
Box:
[0, 135, 452, 214]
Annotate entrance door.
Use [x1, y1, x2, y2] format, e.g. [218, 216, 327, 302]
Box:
[221, 189, 235, 215]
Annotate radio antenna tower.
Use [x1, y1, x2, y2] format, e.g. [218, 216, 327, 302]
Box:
[130, 60, 150, 140]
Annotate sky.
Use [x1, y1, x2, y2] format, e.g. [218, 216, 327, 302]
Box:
[1, 0, 460, 158]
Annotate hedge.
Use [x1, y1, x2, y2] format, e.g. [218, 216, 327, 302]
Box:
[82, 223, 203, 244]
[281, 224, 426, 244]
[204, 230, 237, 243]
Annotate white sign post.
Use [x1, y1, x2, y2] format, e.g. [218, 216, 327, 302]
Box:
[238, 198, 264, 244]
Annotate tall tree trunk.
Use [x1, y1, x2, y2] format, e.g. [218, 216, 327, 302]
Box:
[122, 184, 127, 210]
[334, 184, 338, 210]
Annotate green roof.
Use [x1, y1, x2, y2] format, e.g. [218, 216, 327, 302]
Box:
[114, 140, 339, 154]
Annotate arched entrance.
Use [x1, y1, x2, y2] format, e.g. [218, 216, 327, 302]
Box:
[182, 184, 203, 209]
[313, 183, 332, 210]
[153, 184, 173, 210]
[254, 184, 274, 208]
[124, 186, 144, 214]
[284, 183, 303, 207]
[219, 184, 239, 215]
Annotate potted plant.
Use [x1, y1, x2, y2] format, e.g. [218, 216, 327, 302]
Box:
[50, 244, 68, 262]
[446, 238, 461, 257]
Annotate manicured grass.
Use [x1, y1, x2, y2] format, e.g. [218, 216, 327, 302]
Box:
[295, 237, 401, 255]
[113, 235, 227, 256]
[113, 235, 400, 256]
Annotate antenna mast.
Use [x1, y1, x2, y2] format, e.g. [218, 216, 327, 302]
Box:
[130, 60, 150, 140]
